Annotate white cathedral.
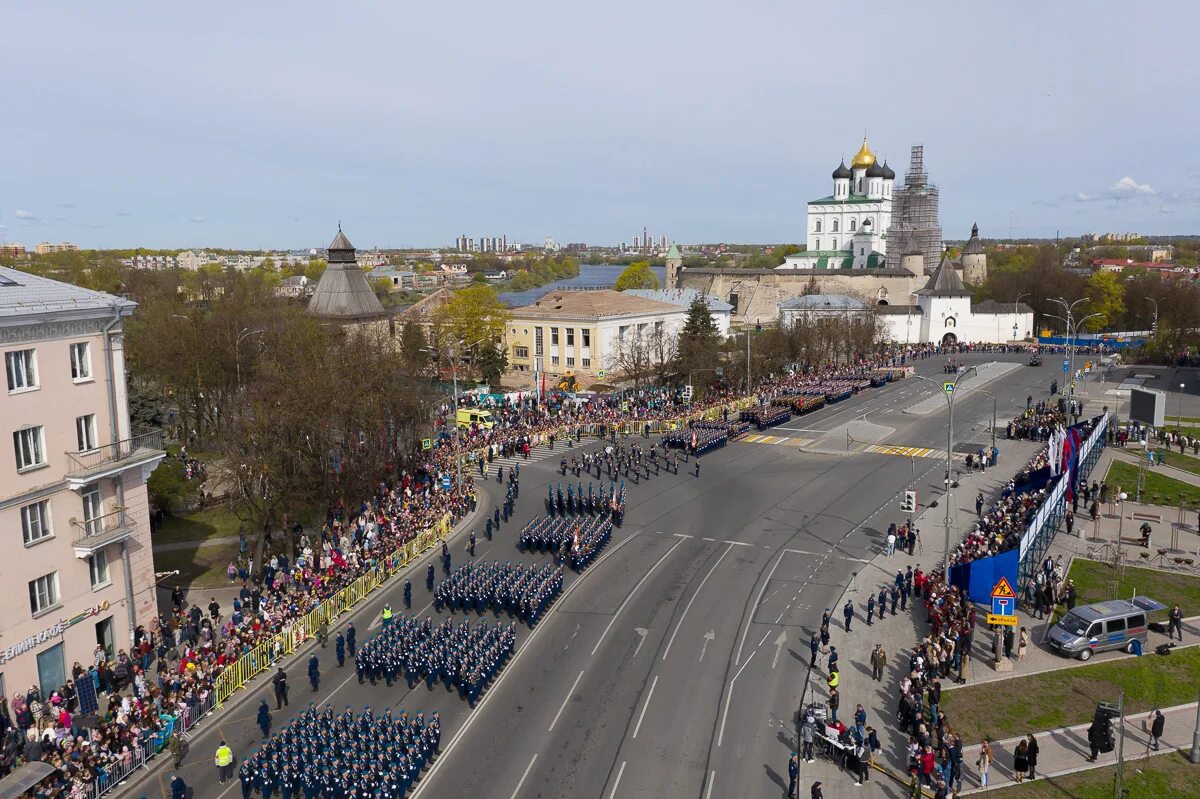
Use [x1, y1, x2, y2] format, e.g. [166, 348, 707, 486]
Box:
[780, 137, 895, 270]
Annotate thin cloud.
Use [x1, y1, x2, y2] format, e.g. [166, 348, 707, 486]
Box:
[116, 211, 132, 217]
[189, 215, 207, 223]
[58, 201, 76, 209]
[13, 209, 36, 219]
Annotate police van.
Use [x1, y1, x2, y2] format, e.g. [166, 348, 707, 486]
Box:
[1047, 596, 1165, 660]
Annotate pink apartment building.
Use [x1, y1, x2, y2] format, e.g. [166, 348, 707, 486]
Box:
[0, 265, 163, 696]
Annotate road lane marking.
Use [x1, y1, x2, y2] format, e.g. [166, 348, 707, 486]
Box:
[735, 550, 786, 666]
[510, 753, 538, 799]
[409, 531, 641, 798]
[704, 770, 716, 799]
[632, 627, 648, 658]
[724, 540, 752, 547]
[631, 675, 658, 739]
[662, 543, 733, 661]
[548, 670, 585, 732]
[718, 647, 759, 746]
[673, 533, 693, 539]
[591, 538, 685, 656]
[609, 761, 627, 798]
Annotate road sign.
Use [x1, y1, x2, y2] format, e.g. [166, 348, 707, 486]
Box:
[942, 381, 954, 394]
[1062, 359, 1070, 373]
[988, 577, 1018, 626]
[682, 385, 694, 401]
[597, 370, 606, 379]
[441, 475, 451, 491]
[421, 438, 432, 451]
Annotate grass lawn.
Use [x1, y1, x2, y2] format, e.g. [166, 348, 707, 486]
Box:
[939, 648, 1200, 743]
[155, 505, 244, 545]
[154, 542, 239, 588]
[1159, 448, 1200, 478]
[987, 752, 1197, 798]
[1061, 559, 1200, 622]
[1104, 460, 1200, 507]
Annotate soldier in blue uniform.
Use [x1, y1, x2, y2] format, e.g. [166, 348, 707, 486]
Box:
[403, 579, 412, 609]
[485, 517, 493, 540]
[308, 655, 320, 691]
[866, 593, 875, 626]
[426, 563, 435, 592]
[346, 623, 357, 657]
[877, 587, 887, 621]
[335, 632, 346, 667]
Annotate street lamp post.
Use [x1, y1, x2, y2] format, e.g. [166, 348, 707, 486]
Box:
[425, 336, 489, 489]
[975, 389, 999, 450]
[1115, 491, 1128, 547]
[1048, 297, 1090, 395]
[913, 365, 978, 572]
[1145, 296, 1159, 337]
[1180, 383, 1187, 428]
[1014, 292, 1029, 342]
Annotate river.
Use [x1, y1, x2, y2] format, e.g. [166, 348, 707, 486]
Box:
[499, 263, 667, 307]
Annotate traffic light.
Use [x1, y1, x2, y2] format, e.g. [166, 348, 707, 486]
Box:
[901, 491, 917, 513]
[1094, 702, 1119, 753]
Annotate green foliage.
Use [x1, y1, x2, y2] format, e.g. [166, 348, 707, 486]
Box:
[399, 322, 428, 372]
[476, 343, 509, 390]
[676, 297, 721, 393]
[1084, 270, 1124, 331]
[433, 285, 512, 354]
[147, 459, 200, 515]
[613, 261, 660, 291]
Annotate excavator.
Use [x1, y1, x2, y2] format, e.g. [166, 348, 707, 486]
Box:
[556, 371, 580, 392]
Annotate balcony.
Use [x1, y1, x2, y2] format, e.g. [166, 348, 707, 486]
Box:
[71, 507, 136, 556]
[64, 430, 165, 489]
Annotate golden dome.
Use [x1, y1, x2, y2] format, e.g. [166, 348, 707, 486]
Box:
[850, 137, 876, 169]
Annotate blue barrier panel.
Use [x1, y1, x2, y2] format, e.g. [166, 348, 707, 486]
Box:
[948, 548, 1020, 605]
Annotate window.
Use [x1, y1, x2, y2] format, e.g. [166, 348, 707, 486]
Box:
[514, 346, 529, 359]
[1106, 617, 1126, 634]
[944, 317, 957, 328]
[566, 357, 575, 366]
[850, 219, 857, 231]
[28, 573, 59, 615]
[566, 328, 574, 347]
[831, 220, 839, 232]
[832, 238, 838, 250]
[21, 501, 52, 545]
[76, 414, 98, 453]
[582, 358, 591, 368]
[1128, 614, 1146, 629]
[534, 327, 544, 356]
[814, 239, 820, 250]
[551, 328, 559, 346]
[13, 427, 46, 471]
[89, 550, 109, 588]
[582, 329, 590, 348]
[5, 349, 38, 392]
[70, 343, 91, 381]
[82, 484, 102, 536]
[814, 220, 822, 233]
[551, 356, 560, 366]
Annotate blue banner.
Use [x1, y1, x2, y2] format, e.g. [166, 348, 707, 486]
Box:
[948, 548, 1020, 604]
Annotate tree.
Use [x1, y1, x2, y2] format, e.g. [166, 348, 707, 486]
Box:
[399, 321, 429, 372]
[476, 343, 509, 390]
[675, 297, 721, 393]
[614, 261, 660, 291]
[1085, 271, 1124, 331]
[432, 284, 512, 351]
[610, 328, 654, 388]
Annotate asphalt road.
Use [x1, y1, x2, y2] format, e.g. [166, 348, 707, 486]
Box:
[136, 353, 1062, 799]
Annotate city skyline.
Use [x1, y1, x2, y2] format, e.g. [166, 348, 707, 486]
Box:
[3, 1, 1196, 249]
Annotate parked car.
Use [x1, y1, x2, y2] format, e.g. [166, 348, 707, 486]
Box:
[1047, 596, 1165, 660]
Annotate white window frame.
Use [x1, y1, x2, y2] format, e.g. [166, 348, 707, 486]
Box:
[5, 349, 38, 393]
[582, 329, 591, 348]
[13, 426, 46, 472]
[566, 356, 575, 366]
[28, 572, 59, 617]
[551, 355, 560, 366]
[582, 358, 591, 368]
[76, 414, 98, 453]
[81, 484, 103, 536]
[89, 549, 110, 589]
[21, 500, 52, 546]
[70, 342, 92, 382]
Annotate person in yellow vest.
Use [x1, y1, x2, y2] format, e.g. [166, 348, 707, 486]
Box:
[381, 604, 393, 629]
[215, 740, 234, 784]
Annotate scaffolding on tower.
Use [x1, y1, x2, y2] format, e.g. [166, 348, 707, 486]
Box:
[886, 144, 942, 274]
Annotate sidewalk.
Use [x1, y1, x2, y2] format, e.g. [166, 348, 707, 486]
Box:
[798, 436, 1044, 796]
[958, 702, 1199, 794]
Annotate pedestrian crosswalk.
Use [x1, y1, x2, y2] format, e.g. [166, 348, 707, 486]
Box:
[736, 434, 938, 459]
[741, 433, 814, 447]
[477, 440, 600, 473]
[861, 444, 938, 458]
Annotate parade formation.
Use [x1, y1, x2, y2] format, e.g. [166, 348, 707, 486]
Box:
[432, 560, 564, 624]
[238, 705, 441, 799]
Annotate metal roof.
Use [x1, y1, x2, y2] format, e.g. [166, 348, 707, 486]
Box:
[0, 762, 55, 799]
[778, 294, 868, 311]
[962, 223, 984, 255]
[0, 265, 136, 320]
[917, 255, 971, 296]
[307, 227, 387, 319]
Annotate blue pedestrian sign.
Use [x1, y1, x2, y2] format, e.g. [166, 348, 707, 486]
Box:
[1062, 359, 1070, 373]
[441, 475, 451, 491]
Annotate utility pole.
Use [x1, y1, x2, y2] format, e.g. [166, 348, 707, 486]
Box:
[745, 325, 752, 395]
[1114, 691, 1126, 799]
[1191, 687, 1200, 764]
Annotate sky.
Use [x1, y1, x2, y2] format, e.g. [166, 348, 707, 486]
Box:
[3, 1, 1197, 250]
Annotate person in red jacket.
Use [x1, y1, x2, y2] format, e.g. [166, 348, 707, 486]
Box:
[920, 745, 936, 785]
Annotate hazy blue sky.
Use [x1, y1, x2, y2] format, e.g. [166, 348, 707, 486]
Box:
[3, 2, 1194, 249]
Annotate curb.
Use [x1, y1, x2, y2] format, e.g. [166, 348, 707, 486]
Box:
[111, 499, 487, 799]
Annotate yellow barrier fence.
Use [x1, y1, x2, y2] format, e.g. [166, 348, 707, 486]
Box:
[214, 512, 454, 706]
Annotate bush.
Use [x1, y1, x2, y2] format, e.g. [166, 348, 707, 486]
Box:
[148, 459, 200, 514]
